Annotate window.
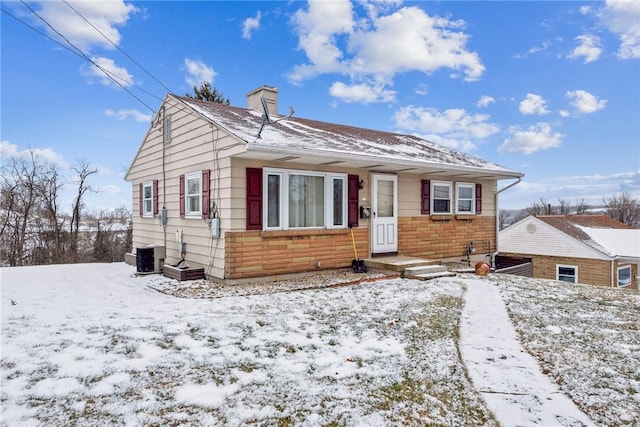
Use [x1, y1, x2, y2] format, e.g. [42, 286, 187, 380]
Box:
[618, 265, 631, 287]
[557, 265, 578, 283]
[431, 181, 452, 214]
[185, 171, 202, 217]
[456, 183, 475, 214]
[263, 168, 347, 230]
[142, 181, 153, 217]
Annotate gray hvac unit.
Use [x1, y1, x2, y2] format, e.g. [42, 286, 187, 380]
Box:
[136, 245, 166, 273]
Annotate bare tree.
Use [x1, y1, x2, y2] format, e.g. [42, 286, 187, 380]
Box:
[498, 209, 513, 230]
[557, 198, 571, 215]
[574, 198, 590, 215]
[603, 192, 640, 228]
[69, 160, 98, 262]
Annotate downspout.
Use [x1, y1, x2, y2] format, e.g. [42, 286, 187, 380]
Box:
[494, 177, 522, 267]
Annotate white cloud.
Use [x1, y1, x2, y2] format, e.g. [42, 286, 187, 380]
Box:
[35, 0, 137, 52]
[477, 95, 495, 108]
[184, 59, 216, 87]
[393, 105, 499, 151]
[105, 108, 151, 123]
[329, 81, 396, 103]
[579, 5, 592, 15]
[568, 34, 602, 63]
[242, 11, 262, 40]
[82, 56, 133, 87]
[0, 141, 69, 168]
[289, 2, 484, 100]
[519, 93, 550, 115]
[499, 122, 564, 154]
[598, 0, 640, 59]
[565, 90, 607, 114]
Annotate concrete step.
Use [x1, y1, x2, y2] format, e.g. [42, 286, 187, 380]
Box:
[411, 271, 457, 281]
[403, 264, 449, 277]
[364, 256, 437, 272]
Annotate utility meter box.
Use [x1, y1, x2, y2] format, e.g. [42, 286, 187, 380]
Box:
[210, 218, 220, 238]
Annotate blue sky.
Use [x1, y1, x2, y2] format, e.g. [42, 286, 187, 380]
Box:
[1, 0, 639, 212]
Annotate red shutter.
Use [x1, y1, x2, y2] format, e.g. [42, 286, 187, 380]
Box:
[246, 168, 263, 230]
[202, 170, 210, 219]
[348, 175, 359, 228]
[152, 180, 159, 215]
[179, 175, 185, 218]
[475, 183, 482, 214]
[421, 180, 430, 215]
[139, 183, 143, 217]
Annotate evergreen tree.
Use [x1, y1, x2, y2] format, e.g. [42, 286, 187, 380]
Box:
[186, 82, 230, 104]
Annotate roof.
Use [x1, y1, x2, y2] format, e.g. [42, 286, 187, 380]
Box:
[535, 215, 639, 258]
[174, 95, 523, 179]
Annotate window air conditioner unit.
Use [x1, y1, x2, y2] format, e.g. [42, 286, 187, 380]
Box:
[136, 245, 166, 273]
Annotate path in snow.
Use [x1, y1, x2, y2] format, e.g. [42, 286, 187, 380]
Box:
[458, 277, 594, 427]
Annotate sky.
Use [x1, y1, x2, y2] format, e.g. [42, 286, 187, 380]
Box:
[1, 0, 639, 212]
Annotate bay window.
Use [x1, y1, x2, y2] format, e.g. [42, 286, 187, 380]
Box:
[264, 168, 347, 230]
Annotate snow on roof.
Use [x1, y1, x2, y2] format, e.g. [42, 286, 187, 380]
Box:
[576, 226, 640, 258]
[536, 215, 639, 259]
[176, 95, 522, 178]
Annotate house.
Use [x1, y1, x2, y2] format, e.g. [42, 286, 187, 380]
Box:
[499, 215, 639, 289]
[124, 85, 523, 281]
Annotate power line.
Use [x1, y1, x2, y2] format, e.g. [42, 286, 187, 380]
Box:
[12, 0, 158, 113]
[62, 0, 173, 94]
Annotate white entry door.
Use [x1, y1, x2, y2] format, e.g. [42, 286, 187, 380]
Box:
[371, 174, 398, 254]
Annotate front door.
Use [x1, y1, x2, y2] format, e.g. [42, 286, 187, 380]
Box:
[371, 174, 398, 254]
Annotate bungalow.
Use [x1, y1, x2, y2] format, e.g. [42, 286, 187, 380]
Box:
[124, 85, 523, 281]
[499, 214, 639, 289]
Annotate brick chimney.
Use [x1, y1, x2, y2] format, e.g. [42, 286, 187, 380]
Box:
[247, 85, 278, 116]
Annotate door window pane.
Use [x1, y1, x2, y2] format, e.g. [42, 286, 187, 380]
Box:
[377, 180, 394, 217]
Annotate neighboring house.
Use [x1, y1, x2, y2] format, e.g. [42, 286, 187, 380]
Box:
[125, 85, 523, 281]
[499, 215, 639, 289]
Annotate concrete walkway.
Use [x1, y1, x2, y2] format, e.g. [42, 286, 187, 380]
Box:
[459, 277, 595, 427]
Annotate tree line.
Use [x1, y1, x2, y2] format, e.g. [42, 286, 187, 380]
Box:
[0, 150, 132, 267]
[499, 193, 640, 230]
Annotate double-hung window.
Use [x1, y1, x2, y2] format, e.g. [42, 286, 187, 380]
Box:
[456, 182, 475, 214]
[185, 171, 202, 217]
[264, 168, 347, 230]
[557, 265, 578, 283]
[617, 265, 631, 287]
[431, 181, 452, 214]
[142, 181, 153, 217]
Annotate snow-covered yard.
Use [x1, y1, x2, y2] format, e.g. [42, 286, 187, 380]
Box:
[1, 263, 638, 426]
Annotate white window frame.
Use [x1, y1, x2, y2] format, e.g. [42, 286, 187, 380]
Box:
[556, 264, 578, 283]
[185, 171, 202, 218]
[431, 180, 452, 215]
[456, 182, 476, 215]
[263, 168, 347, 231]
[617, 265, 631, 288]
[142, 181, 153, 218]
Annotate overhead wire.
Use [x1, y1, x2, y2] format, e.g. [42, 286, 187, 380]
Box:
[12, 0, 158, 113]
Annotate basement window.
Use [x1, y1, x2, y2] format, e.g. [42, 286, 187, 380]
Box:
[617, 265, 631, 287]
[557, 265, 578, 283]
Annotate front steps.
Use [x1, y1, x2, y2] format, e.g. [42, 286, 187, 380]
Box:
[363, 256, 457, 281]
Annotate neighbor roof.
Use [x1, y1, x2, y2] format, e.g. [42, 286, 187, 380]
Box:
[175, 95, 523, 179]
[536, 215, 639, 258]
